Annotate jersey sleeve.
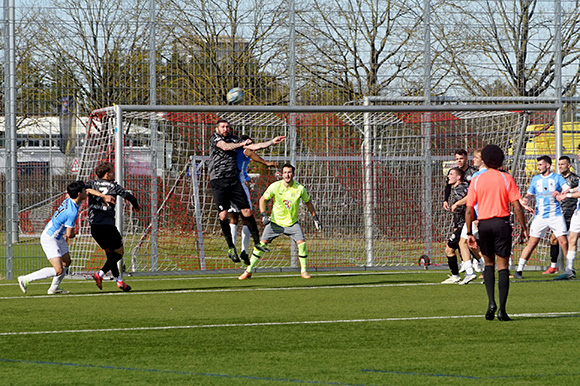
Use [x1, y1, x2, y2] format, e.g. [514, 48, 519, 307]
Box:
[263, 182, 276, 200]
[507, 175, 522, 202]
[64, 207, 79, 228]
[558, 175, 570, 191]
[466, 180, 477, 207]
[300, 185, 311, 203]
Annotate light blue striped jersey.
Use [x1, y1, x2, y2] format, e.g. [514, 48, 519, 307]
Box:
[527, 173, 570, 219]
[236, 148, 251, 182]
[43, 198, 80, 240]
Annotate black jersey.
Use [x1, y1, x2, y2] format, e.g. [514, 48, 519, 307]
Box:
[208, 132, 241, 180]
[449, 182, 469, 227]
[85, 179, 139, 226]
[561, 172, 580, 219]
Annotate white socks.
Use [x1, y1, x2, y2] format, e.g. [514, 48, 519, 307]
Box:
[463, 260, 474, 275]
[566, 251, 576, 273]
[23, 267, 57, 282]
[50, 266, 68, 289]
[229, 223, 250, 254]
[517, 258, 527, 272]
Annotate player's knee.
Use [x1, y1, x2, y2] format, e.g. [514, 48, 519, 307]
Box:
[218, 211, 228, 221]
[241, 208, 252, 217]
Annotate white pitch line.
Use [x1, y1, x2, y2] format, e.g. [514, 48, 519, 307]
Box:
[0, 281, 442, 300]
[1, 312, 579, 337]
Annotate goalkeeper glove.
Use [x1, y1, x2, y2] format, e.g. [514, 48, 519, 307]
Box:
[260, 212, 270, 225]
[313, 215, 322, 231]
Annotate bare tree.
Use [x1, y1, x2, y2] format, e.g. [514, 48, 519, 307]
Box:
[26, 0, 156, 113]
[161, 0, 287, 105]
[433, 0, 580, 97]
[295, 0, 424, 103]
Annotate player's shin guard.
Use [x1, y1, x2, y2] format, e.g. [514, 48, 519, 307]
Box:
[220, 219, 235, 248]
[247, 247, 264, 271]
[242, 214, 260, 244]
[298, 243, 308, 272]
[447, 255, 459, 275]
[483, 265, 495, 306]
[550, 244, 560, 264]
[498, 269, 509, 311]
[566, 250, 576, 272]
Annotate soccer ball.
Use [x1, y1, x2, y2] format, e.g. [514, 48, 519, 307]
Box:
[226, 87, 244, 104]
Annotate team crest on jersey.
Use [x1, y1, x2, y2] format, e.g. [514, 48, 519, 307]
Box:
[283, 199, 292, 209]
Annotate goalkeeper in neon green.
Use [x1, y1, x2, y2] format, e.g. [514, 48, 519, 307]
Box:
[239, 163, 322, 280]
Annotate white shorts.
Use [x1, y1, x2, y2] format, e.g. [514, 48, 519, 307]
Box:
[460, 223, 479, 240]
[228, 181, 252, 213]
[568, 211, 580, 234]
[40, 232, 69, 260]
[529, 216, 568, 238]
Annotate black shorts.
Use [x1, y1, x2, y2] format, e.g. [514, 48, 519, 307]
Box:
[91, 224, 123, 251]
[447, 227, 462, 249]
[478, 217, 512, 259]
[210, 177, 250, 213]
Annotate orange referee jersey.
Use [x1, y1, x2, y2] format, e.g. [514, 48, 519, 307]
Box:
[466, 169, 521, 220]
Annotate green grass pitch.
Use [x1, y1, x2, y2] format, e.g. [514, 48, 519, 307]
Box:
[1, 270, 579, 385]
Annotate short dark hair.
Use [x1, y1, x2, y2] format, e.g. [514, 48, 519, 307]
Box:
[455, 149, 468, 157]
[67, 180, 85, 199]
[95, 162, 114, 178]
[216, 119, 229, 126]
[481, 145, 505, 169]
[559, 155, 571, 163]
[282, 163, 295, 173]
[449, 167, 465, 181]
[537, 155, 552, 165]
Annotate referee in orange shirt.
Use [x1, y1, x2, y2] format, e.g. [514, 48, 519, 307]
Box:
[466, 145, 529, 321]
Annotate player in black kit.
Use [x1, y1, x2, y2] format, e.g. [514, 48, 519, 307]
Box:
[85, 162, 140, 291]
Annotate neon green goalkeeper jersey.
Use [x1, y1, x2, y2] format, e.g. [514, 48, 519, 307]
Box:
[263, 180, 310, 227]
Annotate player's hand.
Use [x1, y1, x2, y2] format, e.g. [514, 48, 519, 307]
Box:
[133, 205, 141, 212]
[102, 195, 116, 206]
[450, 203, 458, 212]
[467, 235, 477, 249]
[313, 215, 322, 231]
[267, 162, 277, 168]
[443, 201, 450, 211]
[260, 212, 270, 225]
[272, 136, 286, 144]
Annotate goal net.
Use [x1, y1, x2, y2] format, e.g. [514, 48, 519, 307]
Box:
[67, 105, 558, 274]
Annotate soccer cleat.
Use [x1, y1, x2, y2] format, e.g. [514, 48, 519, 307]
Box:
[459, 273, 477, 285]
[553, 270, 576, 281]
[512, 271, 523, 279]
[17, 276, 28, 294]
[485, 304, 497, 321]
[93, 273, 103, 290]
[542, 267, 558, 274]
[228, 248, 240, 263]
[240, 250, 250, 265]
[441, 275, 461, 284]
[117, 281, 131, 292]
[473, 260, 483, 273]
[238, 271, 252, 280]
[255, 243, 270, 253]
[47, 287, 70, 295]
[497, 309, 512, 321]
[301, 272, 311, 279]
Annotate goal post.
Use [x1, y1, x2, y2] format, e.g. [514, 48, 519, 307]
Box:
[68, 103, 561, 275]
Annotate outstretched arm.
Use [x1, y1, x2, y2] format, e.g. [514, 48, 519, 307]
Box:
[244, 149, 276, 168]
[245, 136, 285, 151]
[86, 188, 115, 205]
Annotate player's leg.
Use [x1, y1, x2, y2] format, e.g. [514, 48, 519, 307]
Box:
[239, 181, 252, 260]
[48, 246, 71, 294]
[441, 228, 461, 283]
[229, 210, 239, 246]
[478, 218, 498, 320]
[515, 217, 546, 277]
[288, 224, 310, 278]
[545, 232, 560, 274]
[239, 224, 281, 280]
[19, 234, 61, 293]
[555, 212, 580, 280]
[493, 217, 513, 321]
[211, 178, 239, 261]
